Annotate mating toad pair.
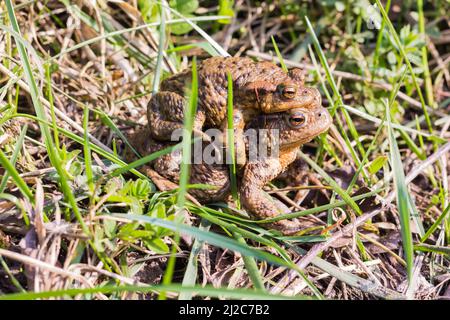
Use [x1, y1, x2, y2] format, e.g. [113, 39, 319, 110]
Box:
[126, 57, 332, 235]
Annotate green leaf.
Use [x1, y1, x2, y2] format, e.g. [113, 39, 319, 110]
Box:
[168, 0, 199, 35]
[169, 14, 195, 35]
[169, 0, 199, 14]
[335, 1, 345, 12]
[150, 202, 167, 220]
[124, 178, 153, 199]
[367, 155, 388, 175]
[144, 238, 170, 254]
[107, 194, 143, 215]
[218, 0, 234, 24]
[138, 0, 158, 22]
[104, 219, 117, 238]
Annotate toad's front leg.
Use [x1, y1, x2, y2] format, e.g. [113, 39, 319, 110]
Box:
[239, 150, 302, 235]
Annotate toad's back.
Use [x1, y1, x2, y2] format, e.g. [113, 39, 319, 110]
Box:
[160, 57, 290, 126]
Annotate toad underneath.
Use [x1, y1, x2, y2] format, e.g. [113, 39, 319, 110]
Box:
[127, 106, 331, 235]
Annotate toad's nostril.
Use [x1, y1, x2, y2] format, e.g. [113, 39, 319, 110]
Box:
[317, 109, 328, 118]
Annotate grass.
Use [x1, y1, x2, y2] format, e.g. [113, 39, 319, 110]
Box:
[0, 0, 449, 300]
[385, 99, 414, 281]
[0, 282, 312, 300]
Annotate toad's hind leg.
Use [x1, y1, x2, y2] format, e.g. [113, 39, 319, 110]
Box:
[148, 91, 206, 141]
[240, 154, 302, 235]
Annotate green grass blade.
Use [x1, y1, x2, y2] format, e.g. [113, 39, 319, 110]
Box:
[152, 3, 166, 94]
[0, 124, 27, 193]
[5, 0, 90, 236]
[109, 143, 183, 178]
[234, 233, 265, 291]
[0, 256, 25, 293]
[117, 211, 323, 299]
[304, 15, 366, 180]
[298, 151, 362, 215]
[160, 58, 199, 300]
[417, 0, 434, 108]
[190, 207, 325, 298]
[179, 219, 211, 300]
[375, 0, 432, 133]
[112, 213, 295, 269]
[413, 244, 450, 256]
[46, 15, 230, 63]
[161, 2, 230, 57]
[420, 204, 450, 243]
[177, 58, 198, 208]
[271, 36, 288, 72]
[0, 283, 310, 300]
[341, 104, 437, 140]
[98, 111, 140, 158]
[7, 113, 150, 181]
[226, 72, 239, 207]
[83, 107, 94, 194]
[194, 189, 381, 225]
[385, 100, 414, 281]
[256, 189, 381, 223]
[0, 149, 33, 202]
[45, 63, 60, 150]
[372, 0, 391, 76]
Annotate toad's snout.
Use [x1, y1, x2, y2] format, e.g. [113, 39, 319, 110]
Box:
[299, 87, 322, 108]
[314, 107, 332, 131]
[316, 107, 329, 119]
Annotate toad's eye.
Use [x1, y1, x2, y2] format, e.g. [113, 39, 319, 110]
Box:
[279, 85, 297, 99]
[286, 112, 306, 128]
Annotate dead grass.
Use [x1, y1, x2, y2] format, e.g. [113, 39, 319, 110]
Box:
[0, 0, 449, 300]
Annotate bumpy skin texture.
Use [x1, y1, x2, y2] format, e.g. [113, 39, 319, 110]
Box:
[239, 106, 332, 233]
[128, 103, 332, 235]
[147, 57, 321, 166]
[126, 129, 230, 202]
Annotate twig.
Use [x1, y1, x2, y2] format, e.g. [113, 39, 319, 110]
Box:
[0, 248, 89, 286]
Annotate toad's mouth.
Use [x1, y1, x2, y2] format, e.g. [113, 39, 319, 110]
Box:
[280, 131, 328, 150]
[281, 110, 332, 148]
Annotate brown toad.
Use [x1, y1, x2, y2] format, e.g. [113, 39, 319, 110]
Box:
[127, 104, 332, 235]
[148, 56, 321, 165]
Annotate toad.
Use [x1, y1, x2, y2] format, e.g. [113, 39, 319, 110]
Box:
[147, 56, 321, 165]
[127, 104, 332, 235]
